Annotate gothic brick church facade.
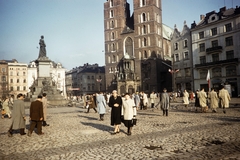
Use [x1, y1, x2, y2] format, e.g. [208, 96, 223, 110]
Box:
[104, 0, 172, 94]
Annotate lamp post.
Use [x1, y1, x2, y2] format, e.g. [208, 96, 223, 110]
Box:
[168, 69, 179, 91]
[96, 79, 102, 92]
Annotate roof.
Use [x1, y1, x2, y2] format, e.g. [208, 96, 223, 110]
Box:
[162, 23, 173, 40]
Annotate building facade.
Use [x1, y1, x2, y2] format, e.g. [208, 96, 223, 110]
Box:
[8, 62, 28, 97]
[191, 6, 240, 97]
[104, 0, 171, 94]
[171, 22, 193, 92]
[0, 60, 9, 98]
[65, 63, 106, 96]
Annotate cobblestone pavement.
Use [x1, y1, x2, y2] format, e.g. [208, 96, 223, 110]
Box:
[0, 102, 240, 160]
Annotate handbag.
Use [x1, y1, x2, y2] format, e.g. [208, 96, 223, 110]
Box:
[132, 117, 137, 125]
[1, 109, 6, 115]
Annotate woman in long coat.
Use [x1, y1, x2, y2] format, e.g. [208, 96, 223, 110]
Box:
[219, 85, 231, 114]
[182, 90, 189, 108]
[86, 94, 97, 113]
[208, 88, 219, 112]
[122, 93, 137, 135]
[108, 90, 122, 134]
[160, 88, 170, 116]
[96, 92, 107, 121]
[2, 97, 11, 119]
[8, 94, 26, 136]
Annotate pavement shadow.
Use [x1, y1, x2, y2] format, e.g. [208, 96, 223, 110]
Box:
[81, 122, 112, 132]
[205, 115, 240, 123]
[78, 115, 98, 121]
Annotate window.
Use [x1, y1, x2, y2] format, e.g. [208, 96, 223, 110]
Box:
[111, 32, 115, 39]
[17, 72, 19, 76]
[140, 0, 146, 7]
[10, 71, 13, 76]
[225, 36, 233, 46]
[200, 56, 206, 64]
[142, 13, 146, 22]
[199, 69, 207, 79]
[23, 72, 26, 76]
[110, 10, 114, 18]
[143, 38, 147, 46]
[10, 87, 13, 91]
[58, 73, 61, 78]
[212, 53, 219, 62]
[226, 50, 234, 60]
[199, 43, 205, 52]
[174, 43, 178, 50]
[199, 31, 204, 39]
[113, 55, 116, 62]
[10, 79, 13, 83]
[185, 68, 190, 77]
[226, 65, 236, 76]
[211, 40, 218, 47]
[144, 50, 148, 58]
[175, 54, 179, 61]
[1, 68, 6, 72]
[225, 23, 232, 32]
[211, 27, 217, 36]
[110, 0, 113, 7]
[142, 25, 146, 34]
[212, 68, 221, 77]
[111, 43, 115, 51]
[184, 51, 189, 59]
[23, 86, 26, 91]
[1, 76, 6, 82]
[184, 40, 188, 47]
[17, 79, 19, 83]
[111, 20, 114, 28]
[23, 79, 26, 83]
[87, 76, 90, 80]
[17, 86, 20, 91]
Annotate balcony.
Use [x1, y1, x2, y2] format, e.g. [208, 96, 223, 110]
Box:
[195, 58, 238, 68]
[206, 46, 222, 54]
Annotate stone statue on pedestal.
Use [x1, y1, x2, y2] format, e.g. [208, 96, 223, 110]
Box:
[38, 35, 46, 58]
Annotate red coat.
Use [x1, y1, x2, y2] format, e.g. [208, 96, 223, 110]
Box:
[30, 100, 43, 121]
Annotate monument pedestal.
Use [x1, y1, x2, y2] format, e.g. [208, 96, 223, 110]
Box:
[29, 57, 68, 105]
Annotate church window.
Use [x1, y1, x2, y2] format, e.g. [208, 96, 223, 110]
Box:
[111, 20, 114, 28]
[144, 50, 147, 58]
[143, 25, 146, 34]
[142, 13, 146, 22]
[111, 32, 115, 39]
[110, 0, 113, 7]
[143, 37, 147, 46]
[110, 10, 114, 18]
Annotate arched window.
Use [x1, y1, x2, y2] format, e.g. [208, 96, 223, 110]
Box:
[113, 55, 116, 62]
[144, 50, 147, 58]
[142, 13, 146, 22]
[112, 43, 115, 51]
[143, 25, 146, 34]
[110, 0, 113, 7]
[124, 37, 133, 56]
[108, 56, 111, 63]
[111, 20, 114, 28]
[110, 10, 114, 18]
[140, 0, 146, 7]
[111, 32, 115, 39]
[143, 37, 147, 46]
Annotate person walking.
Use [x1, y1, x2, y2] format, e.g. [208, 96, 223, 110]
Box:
[2, 97, 11, 119]
[96, 92, 107, 121]
[182, 89, 189, 109]
[219, 85, 231, 114]
[142, 92, 148, 110]
[122, 93, 137, 136]
[8, 94, 26, 137]
[108, 90, 122, 134]
[150, 91, 157, 109]
[133, 92, 140, 110]
[160, 88, 170, 116]
[86, 94, 98, 113]
[194, 90, 200, 112]
[198, 88, 208, 113]
[208, 88, 219, 113]
[28, 95, 44, 136]
[42, 93, 49, 126]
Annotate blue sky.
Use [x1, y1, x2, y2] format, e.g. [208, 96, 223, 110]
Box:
[0, 0, 239, 70]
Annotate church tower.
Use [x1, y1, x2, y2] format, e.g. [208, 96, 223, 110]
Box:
[104, 0, 167, 94]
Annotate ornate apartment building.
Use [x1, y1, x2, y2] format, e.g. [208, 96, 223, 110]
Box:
[104, 0, 172, 94]
[191, 6, 240, 97]
[171, 22, 193, 92]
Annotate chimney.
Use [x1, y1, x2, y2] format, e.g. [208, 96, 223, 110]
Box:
[200, 15, 205, 20]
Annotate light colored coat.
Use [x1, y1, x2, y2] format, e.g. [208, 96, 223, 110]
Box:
[208, 90, 219, 109]
[122, 98, 137, 120]
[219, 88, 231, 108]
[2, 101, 11, 115]
[198, 90, 207, 107]
[143, 93, 148, 105]
[11, 99, 26, 130]
[182, 91, 189, 105]
[42, 97, 47, 120]
[96, 94, 107, 114]
[150, 93, 156, 104]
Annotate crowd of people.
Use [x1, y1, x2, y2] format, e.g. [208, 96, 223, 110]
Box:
[1, 84, 231, 137]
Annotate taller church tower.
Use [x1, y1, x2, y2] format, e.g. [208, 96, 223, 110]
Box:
[104, 0, 165, 94]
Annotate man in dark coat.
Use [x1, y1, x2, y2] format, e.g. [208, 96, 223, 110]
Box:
[28, 95, 44, 136]
[8, 93, 26, 137]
